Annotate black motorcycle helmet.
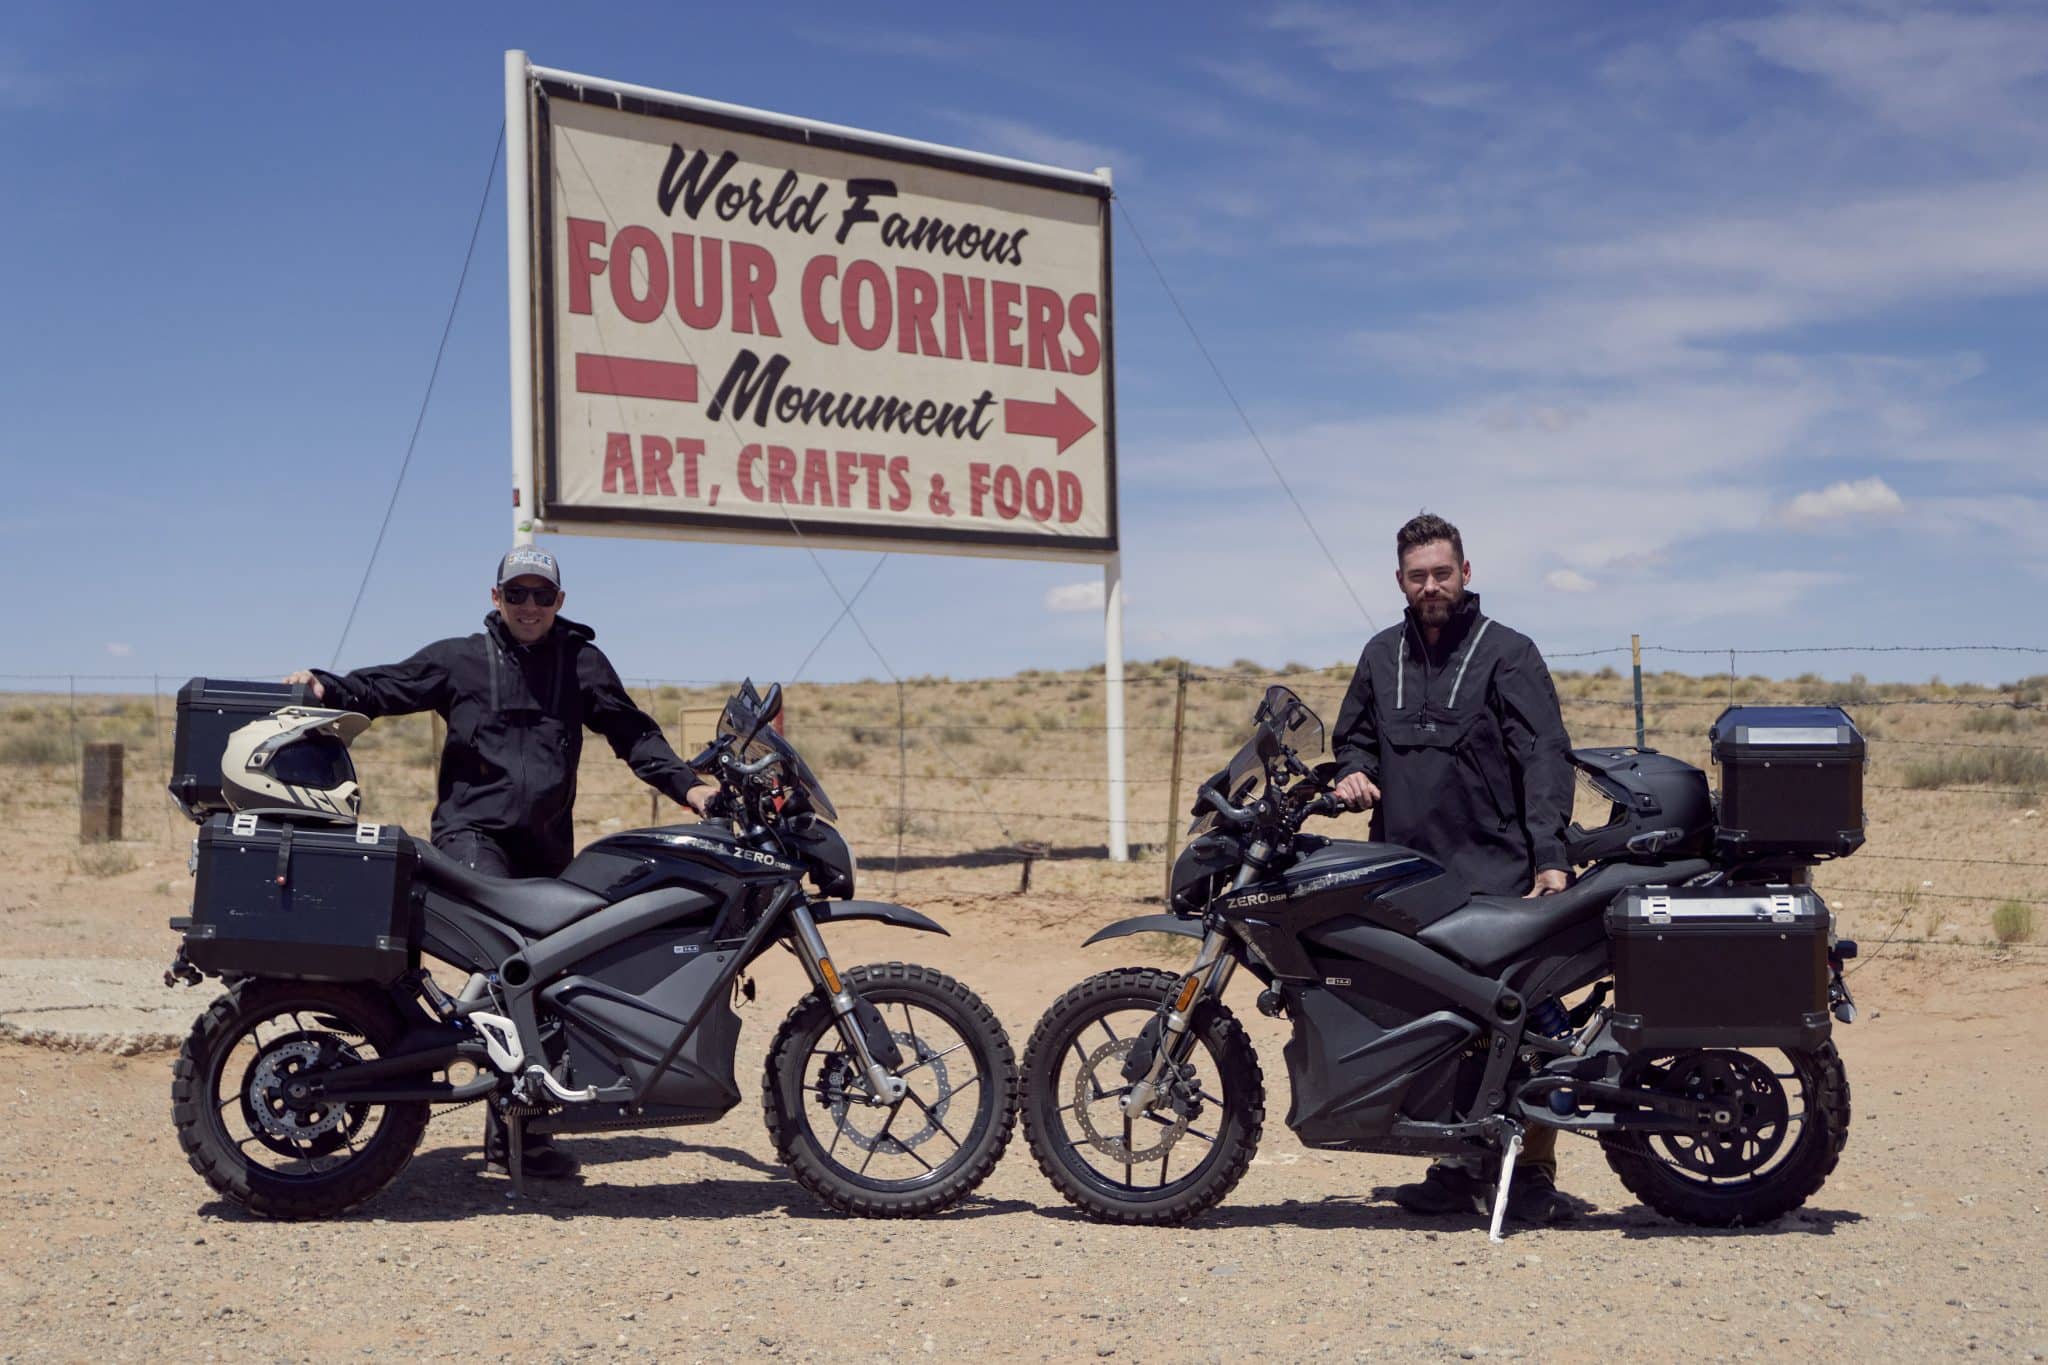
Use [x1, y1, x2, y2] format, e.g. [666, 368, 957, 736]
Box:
[1565, 747, 1712, 863]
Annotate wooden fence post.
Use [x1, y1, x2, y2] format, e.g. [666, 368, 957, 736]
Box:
[81, 741, 123, 842]
[1631, 634, 1645, 748]
[1162, 663, 1190, 904]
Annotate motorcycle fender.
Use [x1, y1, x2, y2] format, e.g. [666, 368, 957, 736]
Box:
[1083, 914, 1204, 947]
[808, 899, 949, 936]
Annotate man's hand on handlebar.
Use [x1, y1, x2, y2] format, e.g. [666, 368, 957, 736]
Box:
[282, 670, 326, 702]
[685, 784, 719, 818]
[1332, 771, 1380, 811]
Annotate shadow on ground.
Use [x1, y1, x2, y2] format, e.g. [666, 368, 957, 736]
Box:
[198, 1132, 1036, 1225]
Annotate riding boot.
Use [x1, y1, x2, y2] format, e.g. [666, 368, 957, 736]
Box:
[483, 1107, 581, 1180]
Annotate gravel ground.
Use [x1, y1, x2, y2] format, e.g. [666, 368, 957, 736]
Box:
[2, 911, 2044, 1363]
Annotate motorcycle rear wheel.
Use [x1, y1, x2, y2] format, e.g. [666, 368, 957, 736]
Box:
[1600, 1043, 1850, 1227]
[763, 961, 1017, 1217]
[1021, 968, 1265, 1226]
[170, 979, 429, 1220]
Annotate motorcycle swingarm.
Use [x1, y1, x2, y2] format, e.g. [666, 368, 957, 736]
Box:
[296, 1037, 500, 1105]
[808, 899, 950, 936]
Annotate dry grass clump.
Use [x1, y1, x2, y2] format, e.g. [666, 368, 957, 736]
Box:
[1, 731, 72, 766]
[1962, 709, 2037, 734]
[1901, 749, 2048, 793]
[74, 843, 138, 878]
[1992, 901, 2036, 944]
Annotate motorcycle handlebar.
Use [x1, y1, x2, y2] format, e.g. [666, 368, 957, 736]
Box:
[1198, 785, 1254, 829]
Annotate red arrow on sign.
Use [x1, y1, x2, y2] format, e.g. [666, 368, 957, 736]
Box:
[576, 353, 699, 403]
[1003, 390, 1096, 455]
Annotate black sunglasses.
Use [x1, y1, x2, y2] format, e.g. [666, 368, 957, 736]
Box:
[499, 584, 558, 607]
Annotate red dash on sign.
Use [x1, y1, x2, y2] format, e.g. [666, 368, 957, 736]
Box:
[575, 354, 699, 403]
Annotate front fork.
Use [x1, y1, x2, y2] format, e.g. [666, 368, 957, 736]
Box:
[1120, 927, 1238, 1118]
[787, 903, 908, 1105]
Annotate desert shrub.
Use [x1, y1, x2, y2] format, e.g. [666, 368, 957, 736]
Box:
[849, 724, 893, 746]
[1228, 658, 1265, 676]
[1900, 749, 2048, 790]
[1034, 712, 1063, 731]
[0, 731, 71, 766]
[936, 723, 976, 746]
[1066, 685, 1093, 702]
[823, 745, 868, 772]
[887, 808, 929, 838]
[1962, 709, 2029, 733]
[1992, 901, 2037, 945]
[983, 750, 1025, 776]
[74, 843, 137, 877]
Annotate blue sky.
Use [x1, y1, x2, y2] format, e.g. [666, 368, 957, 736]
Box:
[4, 1, 2043, 688]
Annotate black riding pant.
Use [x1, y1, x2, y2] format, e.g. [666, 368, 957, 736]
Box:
[432, 829, 570, 880]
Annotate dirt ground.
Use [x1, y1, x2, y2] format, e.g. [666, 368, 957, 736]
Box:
[3, 899, 2045, 1363]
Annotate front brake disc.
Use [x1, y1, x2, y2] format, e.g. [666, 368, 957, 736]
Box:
[1071, 1036, 1191, 1163]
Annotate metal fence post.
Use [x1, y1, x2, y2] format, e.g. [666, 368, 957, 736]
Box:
[1631, 634, 1645, 748]
[894, 681, 907, 895]
[1162, 663, 1190, 904]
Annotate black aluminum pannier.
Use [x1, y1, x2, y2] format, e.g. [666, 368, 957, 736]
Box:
[1605, 885, 1831, 1052]
[1710, 705, 1865, 860]
[168, 677, 313, 820]
[179, 812, 419, 982]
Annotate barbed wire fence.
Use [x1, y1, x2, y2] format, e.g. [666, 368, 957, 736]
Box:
[4, 640, 2044, 954]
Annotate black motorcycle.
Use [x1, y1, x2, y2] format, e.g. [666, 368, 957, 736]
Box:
[167, 681, 1017, 1219]
[1020, 686, 1856, 1232]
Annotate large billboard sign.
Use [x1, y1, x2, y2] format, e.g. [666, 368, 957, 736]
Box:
[523, 75, 1117, 556]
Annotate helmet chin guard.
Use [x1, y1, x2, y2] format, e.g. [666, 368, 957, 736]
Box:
[219, 707, 371, 820]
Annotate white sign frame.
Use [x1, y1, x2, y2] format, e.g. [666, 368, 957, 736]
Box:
[504, 53, 1131, 858]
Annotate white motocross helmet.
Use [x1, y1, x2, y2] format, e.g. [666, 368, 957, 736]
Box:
[220, 707, 371, 819]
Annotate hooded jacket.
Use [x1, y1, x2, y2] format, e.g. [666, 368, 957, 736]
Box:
[1329, 593, 1573, 897]
[311, 613, 702, 874]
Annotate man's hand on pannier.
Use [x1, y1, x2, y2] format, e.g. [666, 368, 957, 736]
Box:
[1333, 771, 1380, 811]
[1525, 868, 1569, 898]
[283, 670, 325, 702]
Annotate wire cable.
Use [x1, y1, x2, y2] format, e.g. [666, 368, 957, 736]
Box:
[332, 123, 504, 667]
[1115, 200, 1376, 633]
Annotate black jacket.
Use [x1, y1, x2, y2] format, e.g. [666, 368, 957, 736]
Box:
[312, 613, 702, 872]
[1330, 594, 1573, 897]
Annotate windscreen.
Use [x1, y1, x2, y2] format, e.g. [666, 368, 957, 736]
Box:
[717, 684, 838, 820]
[1187, 686, 1325, 837]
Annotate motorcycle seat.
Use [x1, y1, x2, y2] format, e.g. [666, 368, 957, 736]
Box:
[413, 841, 610, 938]
[1416, 858, 1713, 974]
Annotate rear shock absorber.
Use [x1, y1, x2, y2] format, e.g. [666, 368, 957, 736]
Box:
[1527, 997, 1571, 1037]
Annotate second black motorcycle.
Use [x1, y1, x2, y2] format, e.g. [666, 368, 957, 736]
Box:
[1020, 686, 1858, 1232]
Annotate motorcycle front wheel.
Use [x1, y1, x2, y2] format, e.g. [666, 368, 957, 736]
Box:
[170, 979, 429, 1220]
[762, 961, 1017, 1217]
[1601, 1043, 1850, 1227]
[1020, 968, 1265, 1225]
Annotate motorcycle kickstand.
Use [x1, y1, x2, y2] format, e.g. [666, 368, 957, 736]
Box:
[1487, 1131, 1523, 1244]
[507, 1110, 528, 1204]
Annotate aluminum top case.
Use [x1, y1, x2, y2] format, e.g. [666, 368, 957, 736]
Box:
[168, 677, 313, 821]
[1710, 705, 1866, 861]
[1605, 884, 1831, 1052]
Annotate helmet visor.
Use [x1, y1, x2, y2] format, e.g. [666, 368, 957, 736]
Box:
[263, 735, 357, 791]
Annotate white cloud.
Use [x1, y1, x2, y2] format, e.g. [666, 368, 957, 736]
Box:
[937, 114, 1130, 175]
[1779, 477, 1905, 526]
[1045, 581, 1105, 613]
[1544, 569, 1596, 593]
[1265, 4, 1480, 72]
[1727, 5, 2048, 133]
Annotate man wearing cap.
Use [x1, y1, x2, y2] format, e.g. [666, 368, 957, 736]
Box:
[287, 546, 713, 1179]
